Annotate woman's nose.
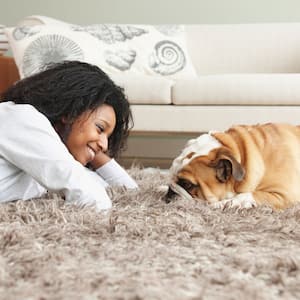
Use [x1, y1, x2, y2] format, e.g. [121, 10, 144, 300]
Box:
[97, 135, 108, 153]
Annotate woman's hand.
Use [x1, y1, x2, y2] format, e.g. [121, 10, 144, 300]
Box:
[89, 151, 111, 170]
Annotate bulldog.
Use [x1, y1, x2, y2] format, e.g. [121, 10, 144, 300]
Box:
[166, 123, 300, 210]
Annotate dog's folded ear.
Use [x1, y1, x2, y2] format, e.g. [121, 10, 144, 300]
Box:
[210, 149, 245, 182]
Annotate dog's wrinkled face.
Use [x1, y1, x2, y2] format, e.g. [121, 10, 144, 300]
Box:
[166, 133, 245, 204]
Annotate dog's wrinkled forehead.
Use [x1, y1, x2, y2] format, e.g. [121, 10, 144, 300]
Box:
[170, 133, 221, 175]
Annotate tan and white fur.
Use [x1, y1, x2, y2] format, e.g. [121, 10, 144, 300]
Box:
[166, 123, 300, 210]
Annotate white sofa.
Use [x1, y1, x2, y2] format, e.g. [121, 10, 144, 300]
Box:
[131, 23, 300, 133]
[4, 17, 300, 135]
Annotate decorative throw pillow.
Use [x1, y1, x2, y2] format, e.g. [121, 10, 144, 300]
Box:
[0, 25, 9, 55]
[4, 16, 197, 79]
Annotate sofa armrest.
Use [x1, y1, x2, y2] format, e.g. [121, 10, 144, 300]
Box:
[0, 56, 19, 94]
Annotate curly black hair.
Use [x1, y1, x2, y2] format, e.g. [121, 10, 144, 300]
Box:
[1, 61, 133, 157]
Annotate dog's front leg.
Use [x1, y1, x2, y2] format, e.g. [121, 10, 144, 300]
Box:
[252, 191, 289, 210]
[212, 192, 257, 210]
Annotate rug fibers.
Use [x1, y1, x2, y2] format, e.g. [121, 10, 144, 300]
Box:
[0, 167, 300, 300]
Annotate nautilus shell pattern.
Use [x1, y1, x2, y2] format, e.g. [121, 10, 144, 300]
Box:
[104, 49, 136, 71]
[154, 25, 183, 36]
[13, 26, 41, 41]
[22, 34, 84, 77]
[72, 25, 148, 44]
[149, 40, 186, 75]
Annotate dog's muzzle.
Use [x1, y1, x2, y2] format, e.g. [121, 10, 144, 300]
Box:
[164, 186, 178, 203]
[164, 182, 194, 203]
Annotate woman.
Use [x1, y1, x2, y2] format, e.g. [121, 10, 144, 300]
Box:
[0, 61, 138, 210]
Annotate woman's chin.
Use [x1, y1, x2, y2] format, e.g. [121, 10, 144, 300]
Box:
[72, 154, 88, 166]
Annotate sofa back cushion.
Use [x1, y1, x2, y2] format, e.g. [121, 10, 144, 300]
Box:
[186, 23, 300, 75]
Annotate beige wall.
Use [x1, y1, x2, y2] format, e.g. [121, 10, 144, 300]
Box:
[2, 0, 300, 26]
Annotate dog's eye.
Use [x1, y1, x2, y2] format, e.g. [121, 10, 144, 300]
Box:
[177, 178, 197, 191]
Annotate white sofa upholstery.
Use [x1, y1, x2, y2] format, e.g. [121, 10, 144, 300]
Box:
[130, 23, 300, 133]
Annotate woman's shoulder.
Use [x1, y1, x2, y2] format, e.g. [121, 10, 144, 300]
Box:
[0, 101, 38, 114]
[0, 101, 60, 145]
[0, 101, 49, 125]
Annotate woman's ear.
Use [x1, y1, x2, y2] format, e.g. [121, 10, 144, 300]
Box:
[60, 116, 75, 126]
[61, 116, 69, 124]
[54, 116, 68, 133]
[54, 117, 72, 143]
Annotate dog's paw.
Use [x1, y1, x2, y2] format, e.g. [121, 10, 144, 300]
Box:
[212, 193, 257, 210]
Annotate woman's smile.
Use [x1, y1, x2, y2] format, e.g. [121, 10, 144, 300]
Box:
[87, 145, 96, 162]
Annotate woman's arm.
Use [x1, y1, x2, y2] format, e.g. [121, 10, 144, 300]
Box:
[89, 151, 111, 168]
[90, 151, 138, 189]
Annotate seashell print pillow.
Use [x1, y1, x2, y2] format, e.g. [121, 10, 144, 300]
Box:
[4, 17, 197, 79]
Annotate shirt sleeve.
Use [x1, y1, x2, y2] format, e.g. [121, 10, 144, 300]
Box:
[96, 159, 138, 189]
[0, 103, 112, 211]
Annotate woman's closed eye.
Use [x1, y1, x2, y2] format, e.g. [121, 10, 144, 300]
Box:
[96, 123, 105, 133]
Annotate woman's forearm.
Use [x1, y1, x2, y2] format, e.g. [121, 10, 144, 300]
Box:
[90, 152, 111, 169]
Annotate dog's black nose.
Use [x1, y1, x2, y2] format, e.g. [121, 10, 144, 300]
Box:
[164, 186, 177, 203]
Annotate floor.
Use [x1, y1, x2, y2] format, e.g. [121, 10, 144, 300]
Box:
[119, 132, 199, 169]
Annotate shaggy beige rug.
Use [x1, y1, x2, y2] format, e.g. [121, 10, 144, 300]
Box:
[1, 167, 300, 300]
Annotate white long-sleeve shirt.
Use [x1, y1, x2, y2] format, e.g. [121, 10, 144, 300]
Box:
[0, 101, 138, 210]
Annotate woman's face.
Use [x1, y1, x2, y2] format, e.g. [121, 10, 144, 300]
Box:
[64, 104, 116, 166]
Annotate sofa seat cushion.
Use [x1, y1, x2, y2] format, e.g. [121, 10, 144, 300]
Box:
[130, 105, 300, 132]
[110, 74, 173, 104]
[173, 74, 300, 105]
